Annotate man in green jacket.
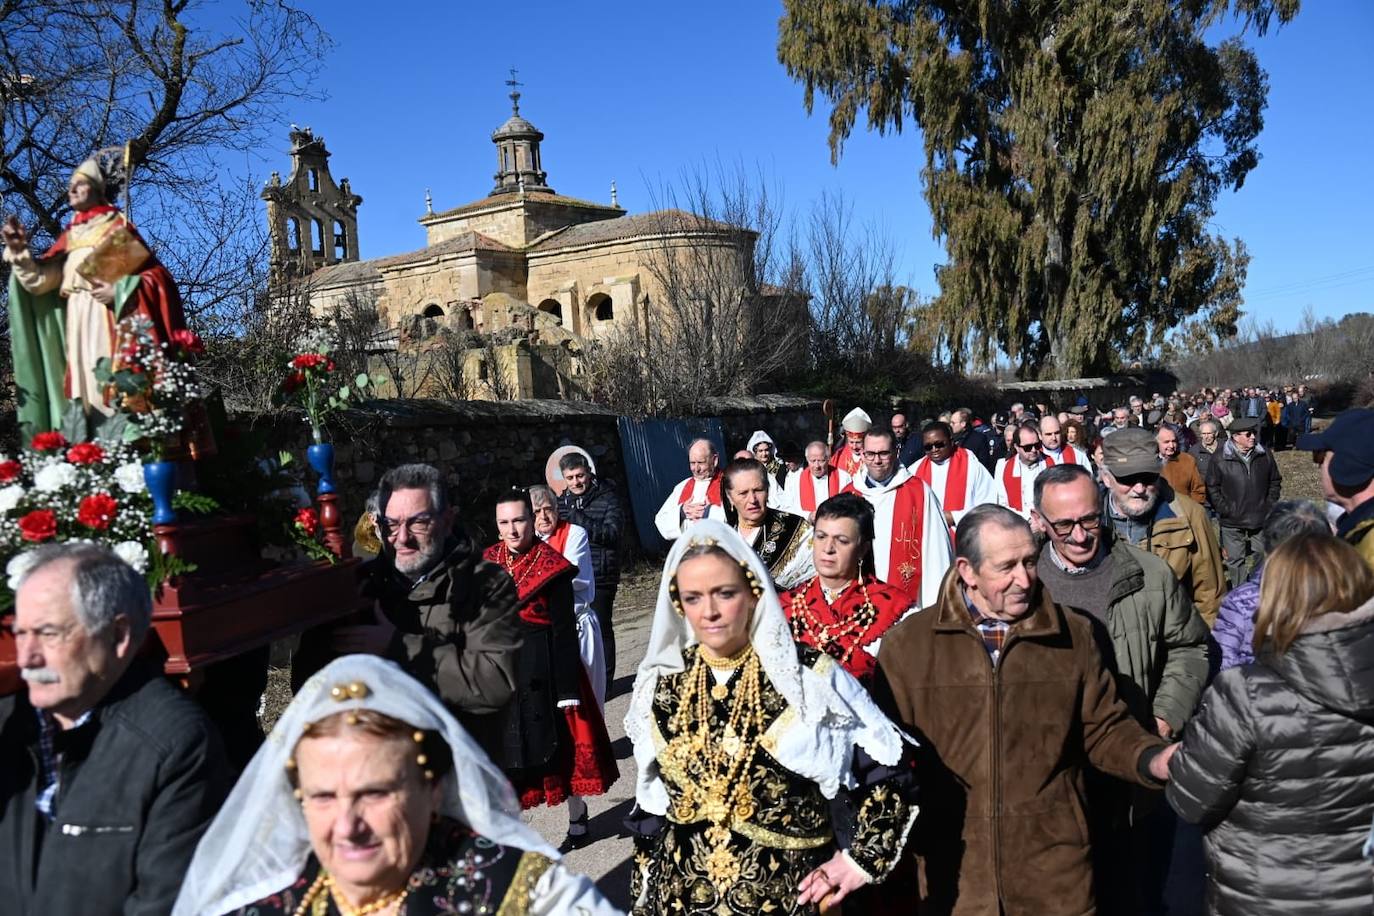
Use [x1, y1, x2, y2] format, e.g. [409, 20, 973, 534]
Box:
[1031, 463, 1211, 915]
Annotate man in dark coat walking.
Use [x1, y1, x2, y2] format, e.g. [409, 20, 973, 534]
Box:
[557, 451, 625, 693]
[1204, 416, 1283, 587]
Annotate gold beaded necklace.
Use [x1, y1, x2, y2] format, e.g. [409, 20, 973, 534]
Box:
[788, 576, 880, 667]
[660, 645, 766, 891]
[291, 872, 408, 916]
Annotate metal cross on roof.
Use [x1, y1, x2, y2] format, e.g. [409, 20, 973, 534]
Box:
[506, 67, 523, 114]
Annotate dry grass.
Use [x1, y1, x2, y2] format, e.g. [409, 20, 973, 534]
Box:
[1275, 448, 1324, 504]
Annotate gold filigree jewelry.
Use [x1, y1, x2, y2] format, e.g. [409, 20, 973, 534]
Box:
[320, 872, 409, 916]
[788, 575, 881, 668]
[659, 646, 767, 895]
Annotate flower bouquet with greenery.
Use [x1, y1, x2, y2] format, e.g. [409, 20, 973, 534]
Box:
[93, 316, 206, 460]
[275, 328, 374, 444]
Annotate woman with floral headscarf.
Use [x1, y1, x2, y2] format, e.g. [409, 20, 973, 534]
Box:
[172, 655, 619, 916]
[625, 519, 918, 915]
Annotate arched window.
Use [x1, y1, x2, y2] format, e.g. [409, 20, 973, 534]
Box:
[308, 168, 320, 191]
[311, 219, 324, 255]
[334, 220, 348, 259]
[589, 293, 614, 322]
[422, 304, 445, 319]
[537, 299, 563, 324]
[287, 218, 301, 251]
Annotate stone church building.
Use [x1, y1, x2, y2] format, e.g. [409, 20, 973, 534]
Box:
[262, 87, 769, 398]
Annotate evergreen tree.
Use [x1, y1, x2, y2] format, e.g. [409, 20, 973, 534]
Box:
[778, 0, 1297, 376]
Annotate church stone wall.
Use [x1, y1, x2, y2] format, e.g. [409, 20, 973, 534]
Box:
[240, 394, 824, 555]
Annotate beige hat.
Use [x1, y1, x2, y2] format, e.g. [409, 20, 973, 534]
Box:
[841, 407, 872, 434]
[72, 157, 106, 193]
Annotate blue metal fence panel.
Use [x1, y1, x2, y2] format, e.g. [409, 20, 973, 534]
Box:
[617, 416, 724, 555]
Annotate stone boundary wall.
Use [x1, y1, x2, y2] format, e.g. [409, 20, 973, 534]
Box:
[233, 394, 828, 557]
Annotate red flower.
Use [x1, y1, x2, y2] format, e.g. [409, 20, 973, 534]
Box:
[294, 507, 319, 537]
[30, 432, 67, 452]
[281, 370, 306, 394]
[18, 510, 57, 543]
[290, 353, 330, 371]
[0, 460, 20, 483]
[66, 442, 106, 466]
[76, 493, 119, 531]
[170, 329, 205, 356]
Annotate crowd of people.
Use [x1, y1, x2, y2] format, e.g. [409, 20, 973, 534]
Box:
[3, 390, 1374, 916]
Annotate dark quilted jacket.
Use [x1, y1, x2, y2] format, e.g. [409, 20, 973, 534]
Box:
[557, 477, 624, 585]
[1166, 596, 1374, 915]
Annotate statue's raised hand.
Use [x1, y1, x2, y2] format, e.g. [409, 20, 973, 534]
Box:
[1, 215, 28, 255]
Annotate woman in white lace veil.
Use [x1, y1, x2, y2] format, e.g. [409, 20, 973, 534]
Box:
[623, 519, 918, 915]
[174, 654, 620, 916]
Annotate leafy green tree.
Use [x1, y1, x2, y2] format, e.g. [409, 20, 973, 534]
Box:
[778, 0, 1296, 376]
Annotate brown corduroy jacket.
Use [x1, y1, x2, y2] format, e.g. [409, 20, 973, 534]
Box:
[873, 569, 1167, 916]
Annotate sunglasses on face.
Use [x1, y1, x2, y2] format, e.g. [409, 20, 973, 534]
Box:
[923, 441, 951, 451]
[1115, 473, 1159, 489]
[1017, 442, 1042, 452]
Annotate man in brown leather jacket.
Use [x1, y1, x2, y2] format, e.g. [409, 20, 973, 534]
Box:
[872, 505, 1173, 916]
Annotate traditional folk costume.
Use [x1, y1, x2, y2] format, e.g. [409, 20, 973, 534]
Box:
[747, 429, 788, 494]
[994, 454, 1054, 520]
[911, 446, 999, 528]
[483, 540, 618, 809]
[625, 521, 919, 916]
[844, 465, 954, 609]
[655, 472, 727, 541]
[782, 575, 917, 686]
[4, 159, 188, 435]
[173, 656, 617, 916]
[727, 506, 816, 591]
[781, 465, 851, 517]
[540, 518, 606, 710]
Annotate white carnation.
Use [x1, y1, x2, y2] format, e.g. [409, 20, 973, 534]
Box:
[33, 462, 77, 493]
[0, 485, 23, 514]
[112, 541, 149, 574]
[114, 462, 146, 494]
[6, 550, 39, 591]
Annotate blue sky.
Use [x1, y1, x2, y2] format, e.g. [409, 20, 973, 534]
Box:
[257, 0, 1372, 333]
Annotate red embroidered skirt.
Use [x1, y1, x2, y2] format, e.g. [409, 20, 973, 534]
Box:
[514, 666, 619, 809]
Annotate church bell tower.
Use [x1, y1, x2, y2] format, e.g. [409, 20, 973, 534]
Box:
[262, 127, 363, 281]
[490, 72, 553, 196]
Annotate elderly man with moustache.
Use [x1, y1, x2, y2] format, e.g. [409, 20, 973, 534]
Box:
[0, 543, 231, 916]
[1097, 429, 1227, 624]
[872, 506, 1175, 916]
[654, 437, 726, 540]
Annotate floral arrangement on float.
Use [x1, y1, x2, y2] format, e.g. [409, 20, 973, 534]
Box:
[274, 328, 374, 497]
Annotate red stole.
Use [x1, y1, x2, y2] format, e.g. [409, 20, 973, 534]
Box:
[914, 448, 971, 512]
[798, 469, 841, 512]
[677, 472, 723, 506]
[842, 476, 928, 599]
[1053, 447, 1079, 466]
[483, 540, 572, 624]
[831, 446, 864, 477]
[1001, 455, 1055, 512]
[545, 519, 571, 555]
[781, 575, 914, 683]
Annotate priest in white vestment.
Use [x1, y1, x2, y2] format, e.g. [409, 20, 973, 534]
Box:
[1039, 415, 1090, 466]
[995, 425, 1054, 520]
[654, 437, 726, 540]
[782, 440, 851, 521]
[844, 428, 953, 609]
[910, 421, 998, 529]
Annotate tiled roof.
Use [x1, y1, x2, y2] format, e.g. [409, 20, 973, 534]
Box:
[427, 191, 622, 220]
[527, 209, 748, 252]
[309, 259, 381, 286]
[309, 231, 513, 284]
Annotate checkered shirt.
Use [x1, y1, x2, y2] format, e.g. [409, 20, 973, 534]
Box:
[964, 593, 1011, 665]
[34, 707, 92, 820]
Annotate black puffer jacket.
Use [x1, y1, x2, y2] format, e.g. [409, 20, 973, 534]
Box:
[557, 478, 623, 585]
[1166, 596, 1374, 916]
[1203, 440, 1282, 529]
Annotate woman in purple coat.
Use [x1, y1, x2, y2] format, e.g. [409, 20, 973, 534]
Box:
[1213, 499, 1332, 670]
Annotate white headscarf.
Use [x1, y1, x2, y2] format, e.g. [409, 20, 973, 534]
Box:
[172, 655, 557, 916]
[624, 519, 909, 816]
[746, 430, 776, 451]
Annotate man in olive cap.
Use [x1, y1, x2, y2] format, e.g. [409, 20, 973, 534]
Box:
[1204, 415, 1283, 588]
[1099, 428, 1226, 623]
[1297, 408, 1374, 569]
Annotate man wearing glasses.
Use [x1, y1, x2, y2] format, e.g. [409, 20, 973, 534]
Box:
[844, 428, 953, 608]
[911, 420, 998, 530]
[1099, 428, 1226, 624]
[349, 463, 521, 751]
[1203, 416, 1283, 588]
[995, 424, 1051, 520]
[1031, 464, 1210, 915]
